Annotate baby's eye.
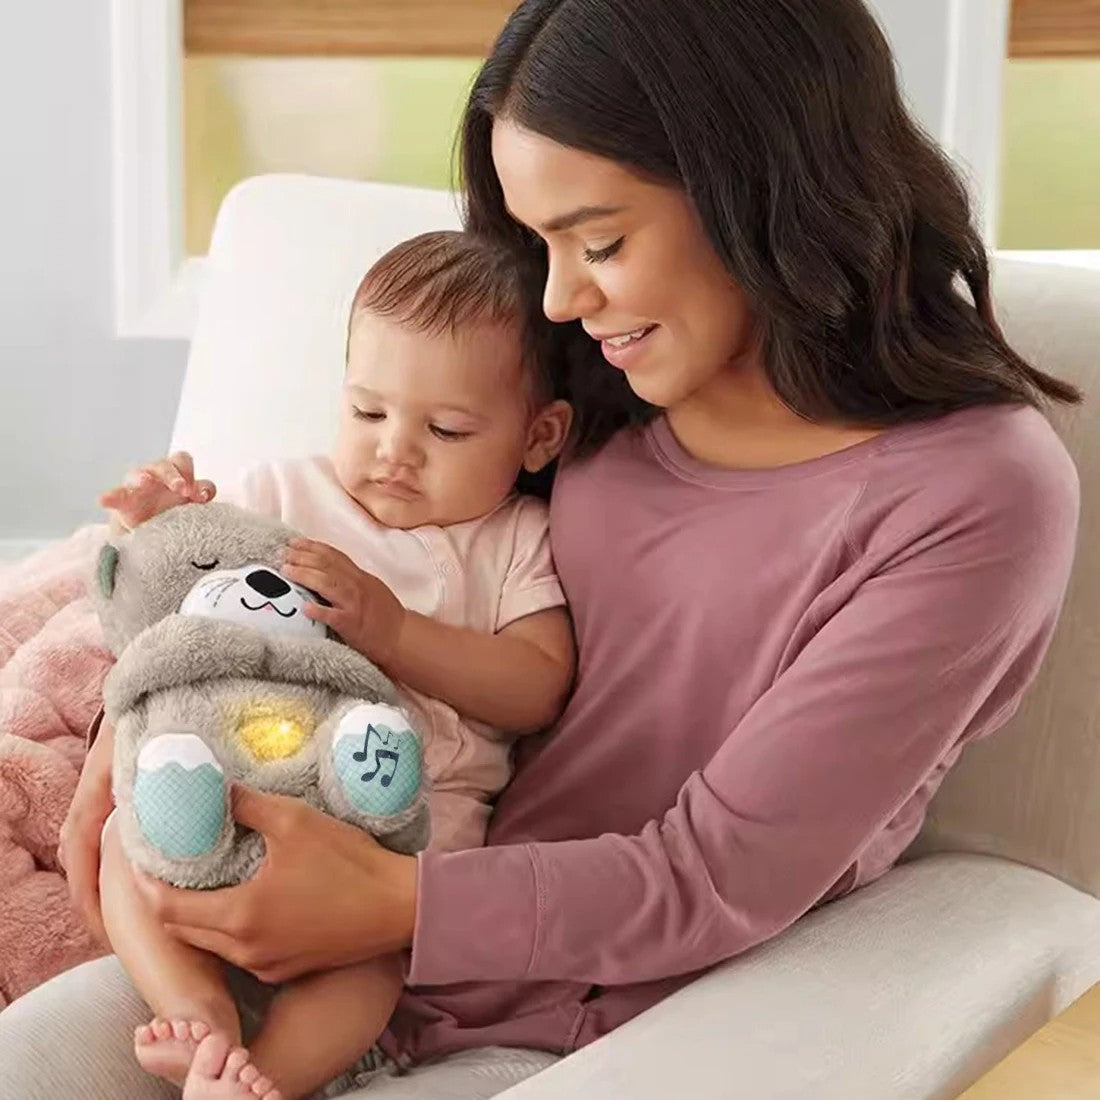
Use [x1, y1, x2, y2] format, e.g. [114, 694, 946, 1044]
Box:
[353, 408, 385, 422]
[191, 559, 219, 571]
[430, 425, 473, 442]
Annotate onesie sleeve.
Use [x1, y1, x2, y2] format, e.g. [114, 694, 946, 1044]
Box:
[495, 496, 566, 632]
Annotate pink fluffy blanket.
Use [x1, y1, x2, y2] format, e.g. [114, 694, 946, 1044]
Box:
[0, 527, 114, 1008]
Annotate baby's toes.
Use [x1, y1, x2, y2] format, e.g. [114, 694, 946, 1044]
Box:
[134, 1023, 156, 1046]
[189, 1020, 211, 1043]
[170, 1019, 194, 1042]
[188, 1032, 231, 1081]
[152, 1018, 174, 1041]
[223, 1047, 251, 1083]
[238, 1064, 260, 1087]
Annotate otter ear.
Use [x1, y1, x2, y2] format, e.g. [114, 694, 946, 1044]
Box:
[97, 544, 119, 598]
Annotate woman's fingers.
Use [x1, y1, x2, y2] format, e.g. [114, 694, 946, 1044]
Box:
[135, 870, 249, 933]
[61, 817, 109, 946]
[164, 924, 245, 962]
[61, 732, 115, 947]
[229, 784, 301, 838]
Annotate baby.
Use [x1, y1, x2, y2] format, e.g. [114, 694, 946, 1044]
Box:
[96, 231, 576, 1100]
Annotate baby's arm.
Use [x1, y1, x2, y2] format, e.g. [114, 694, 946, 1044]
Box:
[382, 606, 575, 735]
[284, 538, 575, 735]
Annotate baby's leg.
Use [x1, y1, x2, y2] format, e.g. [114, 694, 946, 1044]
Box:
[243, 954, 404, 1100]
[100, 813, 242, 1087]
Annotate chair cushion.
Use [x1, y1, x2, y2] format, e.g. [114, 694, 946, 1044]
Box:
[172, 174, 461, 487]
[913, 260, 1100, 899]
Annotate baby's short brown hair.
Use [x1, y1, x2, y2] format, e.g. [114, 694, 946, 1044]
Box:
[348, 230, 554, 403]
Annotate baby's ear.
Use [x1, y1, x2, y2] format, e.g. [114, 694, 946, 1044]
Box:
[97, 543, 120, 598]
[523, 399, 574, 473]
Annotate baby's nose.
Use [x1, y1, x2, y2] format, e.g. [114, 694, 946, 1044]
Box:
[246, 569, 291, 599]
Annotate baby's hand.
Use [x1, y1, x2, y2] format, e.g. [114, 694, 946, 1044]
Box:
[99, 451, 216, 532]
[282, 538, 406, 666]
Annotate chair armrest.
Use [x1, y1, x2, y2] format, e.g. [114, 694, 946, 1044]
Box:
[498, 855, 1100, 1100]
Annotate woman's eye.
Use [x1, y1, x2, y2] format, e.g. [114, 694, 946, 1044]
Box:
[353, 408, 385, 422]
[430, 425, 472, 442]
[191, 559, 219, 571]
[583, 237, 625, 264]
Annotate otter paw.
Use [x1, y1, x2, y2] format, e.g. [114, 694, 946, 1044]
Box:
[329, 704, 422, 818]
[133, 734, 227, 859]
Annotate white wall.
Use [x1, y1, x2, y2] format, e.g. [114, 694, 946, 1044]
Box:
[0, 0, 187, 543]
[868, 0, 1010, 239]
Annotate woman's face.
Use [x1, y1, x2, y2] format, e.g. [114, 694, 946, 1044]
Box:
[491, 118, 757, 410]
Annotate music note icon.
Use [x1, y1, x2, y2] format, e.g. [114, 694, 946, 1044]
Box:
[352, 724, 401, 787]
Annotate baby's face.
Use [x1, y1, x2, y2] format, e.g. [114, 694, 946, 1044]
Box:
[334, 311, 537, 529]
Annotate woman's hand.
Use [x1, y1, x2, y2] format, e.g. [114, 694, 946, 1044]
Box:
[99, 450, 216, 532]
[57, 718, 116, 946]
[282, 538, 406, 666]
[134, 786, 419, 985]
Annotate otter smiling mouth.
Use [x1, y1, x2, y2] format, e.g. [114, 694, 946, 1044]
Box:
[240, 598, 297, 618]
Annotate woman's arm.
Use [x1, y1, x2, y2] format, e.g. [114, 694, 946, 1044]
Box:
[58, 715, 116, 945]
[406, 452, 1080, 987]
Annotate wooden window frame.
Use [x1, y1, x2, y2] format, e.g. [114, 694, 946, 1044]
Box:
[1010, 0, 1100, 59]
[184, 0, 517, 57]
[183, 0, 1100, 60]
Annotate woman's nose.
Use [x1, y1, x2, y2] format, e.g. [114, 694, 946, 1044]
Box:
[543, 256, 604, 324]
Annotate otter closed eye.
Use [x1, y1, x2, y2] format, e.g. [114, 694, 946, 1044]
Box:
[191, 559, 219, 571]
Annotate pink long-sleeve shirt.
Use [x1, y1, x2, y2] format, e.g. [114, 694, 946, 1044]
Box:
[382, 402, 1079, 1063]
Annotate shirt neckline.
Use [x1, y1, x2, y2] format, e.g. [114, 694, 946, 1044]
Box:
[644, 410, 952, 490]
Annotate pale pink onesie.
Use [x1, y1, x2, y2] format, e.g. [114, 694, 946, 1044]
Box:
[223, 456, 566, 852]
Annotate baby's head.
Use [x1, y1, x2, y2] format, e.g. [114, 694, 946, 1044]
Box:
[334, 230, 571, 530]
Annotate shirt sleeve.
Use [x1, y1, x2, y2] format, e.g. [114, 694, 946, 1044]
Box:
[495, 497, 566, 633]
[408, 445, 1079, 986]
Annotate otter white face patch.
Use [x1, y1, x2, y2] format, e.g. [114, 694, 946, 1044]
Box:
[178, 563, 326, 641]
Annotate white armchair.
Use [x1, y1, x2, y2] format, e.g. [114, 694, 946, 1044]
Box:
[173, 174, 1100, 1099]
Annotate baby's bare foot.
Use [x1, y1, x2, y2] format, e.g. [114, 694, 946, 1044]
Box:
[135, 1017, 211, 1086]
[183, 1033, 283, 1100]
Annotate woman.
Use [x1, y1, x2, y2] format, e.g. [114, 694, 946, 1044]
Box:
[0, 0, 1080, 1096]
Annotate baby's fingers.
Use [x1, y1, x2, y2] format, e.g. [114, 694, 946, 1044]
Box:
[148, 454, 194, 495]
[97, 485, 131, 508]
[192, 479, 217, 502]
[166, 453, 213, 501]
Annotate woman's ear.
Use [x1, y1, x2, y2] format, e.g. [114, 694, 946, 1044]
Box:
[523, 400, 574, 473]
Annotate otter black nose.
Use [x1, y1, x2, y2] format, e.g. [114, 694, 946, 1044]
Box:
[246, 569, 291, 599]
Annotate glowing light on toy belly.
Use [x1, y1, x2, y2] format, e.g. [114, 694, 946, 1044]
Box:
[236, 705, 313, 761]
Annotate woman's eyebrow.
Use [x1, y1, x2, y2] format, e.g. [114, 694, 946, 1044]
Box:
[539, 204, 626, 233]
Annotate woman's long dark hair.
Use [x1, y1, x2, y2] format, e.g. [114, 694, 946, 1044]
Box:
[460, 0, 1081, 457]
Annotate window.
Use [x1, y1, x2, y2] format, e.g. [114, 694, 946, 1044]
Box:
[183, 1, 511, 254]
[1001, 0, 1100, 249]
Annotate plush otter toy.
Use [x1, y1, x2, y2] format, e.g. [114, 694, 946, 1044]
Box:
[89, 502, 429, 889]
